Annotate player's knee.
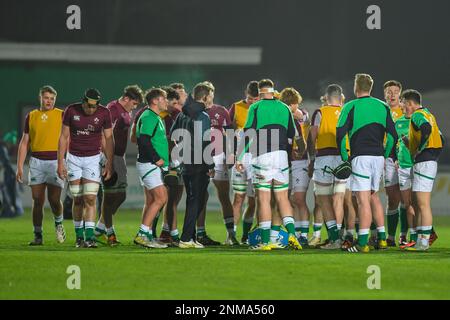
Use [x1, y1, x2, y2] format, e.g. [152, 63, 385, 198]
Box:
[73, 196, 84, 207]
[32, 197, 45, 209]
[82, 195, 97, 207]
[152, 188, 168, 205]
[48, 198, 62, 212]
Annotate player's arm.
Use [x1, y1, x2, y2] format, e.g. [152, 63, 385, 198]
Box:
[237, 105, 256, 160]
[289, 112, 306, 157]
[336, 104, 353, 162]
[130, 121, 137, 144]
[222, 108, 235, 165]
[384, 106, 398, 158]
[102, 127, 114, 180]
[57, 124, 70, 180]
[16, 132, 30, 183]
[229, 104, 236, 129]
[413, 113, 432, 154]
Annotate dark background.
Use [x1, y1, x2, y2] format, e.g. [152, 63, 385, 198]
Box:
[0, 0, 449, 160]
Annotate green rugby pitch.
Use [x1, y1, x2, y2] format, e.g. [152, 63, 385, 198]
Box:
[1, 210, 449, 300]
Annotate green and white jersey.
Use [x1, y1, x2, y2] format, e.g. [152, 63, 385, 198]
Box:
[395, 115, 413, 168]
[136, 109, 169, 166]
[240, 98, 296, 158]
[336, 96, 397, 161]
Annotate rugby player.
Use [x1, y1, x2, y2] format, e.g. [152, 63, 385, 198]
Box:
[229, 81, 259, 244]
[337, 74, 397, 253]
[133, 88, 170, 249]
[401, 90, 443, 251]
[309, 84, 347, 249]
[395, 97, 417, 248]
[279, 88, 309, 246]
[236, 79, 302, 251]
[57, 88, 114, 248]
[94, 85, 143, 246]
[16, 86, 66, 245]
[383, 80, 406, 246]
[158, 86, 183, 246]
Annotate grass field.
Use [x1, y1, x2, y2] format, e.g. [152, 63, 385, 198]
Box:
[1, 209, 450, 300]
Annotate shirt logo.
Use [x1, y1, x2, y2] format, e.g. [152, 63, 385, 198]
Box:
[215, 113, 220, 119]
[94, 117, 99, 124]
[41, 114, 48, 122]
[87, 124, 95, 132]
[74, 115, 80, 121]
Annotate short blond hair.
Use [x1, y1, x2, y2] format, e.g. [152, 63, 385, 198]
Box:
[280, 88, 302, 106]
[355, 73, 374, 93]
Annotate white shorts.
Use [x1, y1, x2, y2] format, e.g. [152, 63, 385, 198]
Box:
[103, 155, 128, 193]
[66, 153, 102, 183]
[290, 160, 310, 193]
[232, 153, 254, 197]
[384, 157, 399, 187]
[137, 161, 164, 190]
[313, 155, 348, 185]
[412, 161, 437, 192]
[252, 150, 289, 190]
[212, 153, 229, 181]
[28, 157, 64, 188]
[350, 156, 384, 192]
[398, 167, 413, 191]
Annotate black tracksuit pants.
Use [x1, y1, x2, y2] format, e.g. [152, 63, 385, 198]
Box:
[181, 171, 210, 242]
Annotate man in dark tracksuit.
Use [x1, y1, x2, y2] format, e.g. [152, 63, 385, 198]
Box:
[170, 83, 215, 248]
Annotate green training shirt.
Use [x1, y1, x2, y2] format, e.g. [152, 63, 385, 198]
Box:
[336, 96, 397, 161]
[240, 98, 296, 158]
[136, 109, 169, 166]
[395, 115, 413, 168]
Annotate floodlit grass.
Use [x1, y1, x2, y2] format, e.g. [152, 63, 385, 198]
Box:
[1, 210, 449, 299]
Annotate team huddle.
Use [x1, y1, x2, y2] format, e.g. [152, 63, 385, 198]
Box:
[16, 73, 444, 252]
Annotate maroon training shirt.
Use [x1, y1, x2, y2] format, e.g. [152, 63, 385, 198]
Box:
[63, 103, 112, 157]
[107, 100, 132, 157]
[206, 104, 231, 156]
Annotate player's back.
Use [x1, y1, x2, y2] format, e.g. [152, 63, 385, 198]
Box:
[341, 96, 391, 155]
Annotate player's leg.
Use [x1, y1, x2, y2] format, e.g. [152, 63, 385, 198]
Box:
[29, 184, 46, 245]
[332, 182, 346, 238]
[161, 184, 183, 245]
[370, 191, 387, 249]
[242, 195, 256, 239]
[251, 187, 272, 250]
[134, 162, 168, 248]
[45, 158, 66, 242]
[214, 179, 238, 245]
[347, 156, 374, 252]
[272, 184, 302, 250]
[399, 188, 416, 248]
[384, 158, 401, 245]
[96, 155, 127, 244]
[342, 188, 356, 248]
[81, 179, 101, 248]
[269, 193, 282, 246]
[291, 191, 309, 246]
[290, 160, 311, 246]
[313, 156, 340, 249]
[309, 196, 323, 246]
[47, 183, 65, 243]
[398, 167, 414, 246]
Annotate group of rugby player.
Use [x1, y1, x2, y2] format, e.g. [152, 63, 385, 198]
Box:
[17, 72, 444, 252]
